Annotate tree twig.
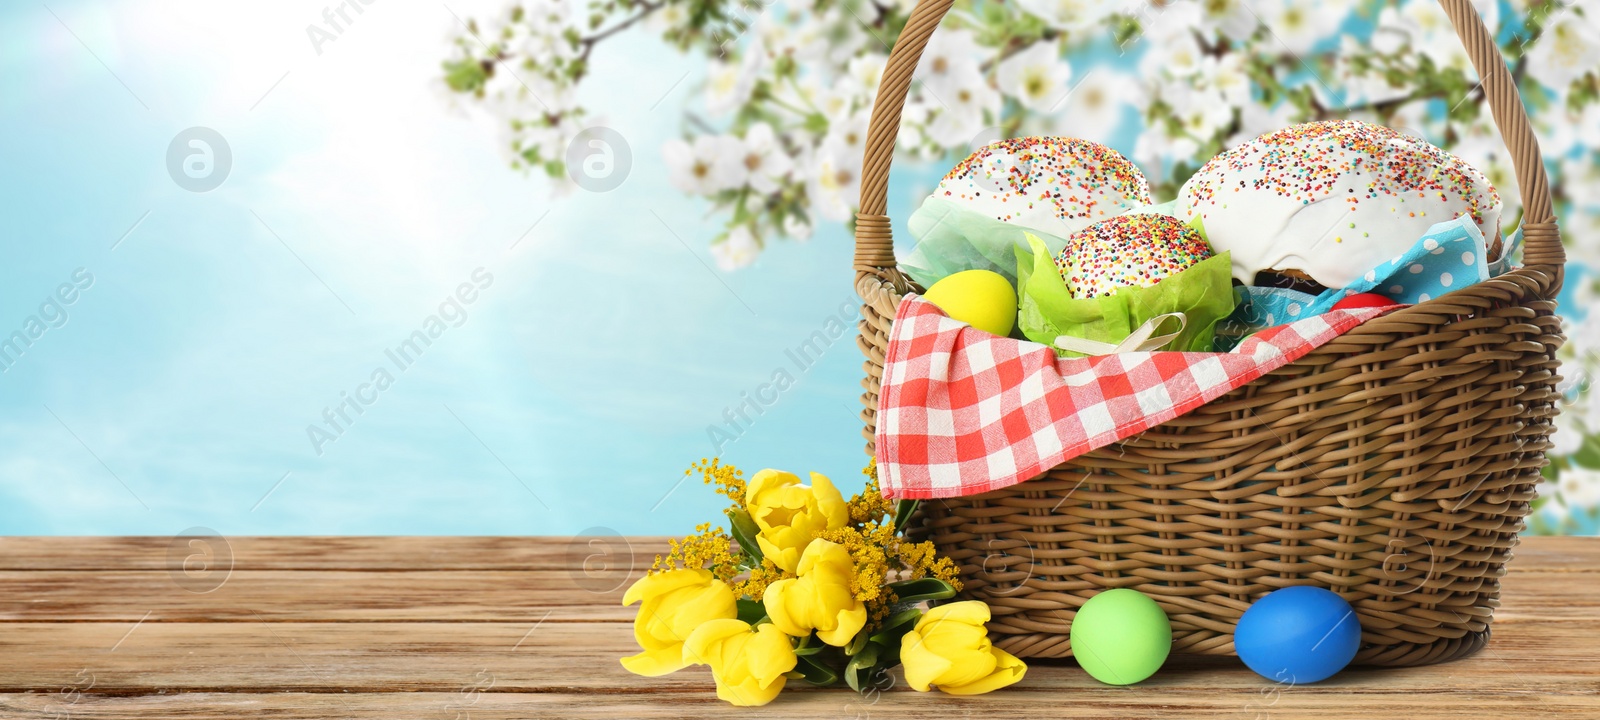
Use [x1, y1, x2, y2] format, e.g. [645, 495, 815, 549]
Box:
[579, 0, 666, 63]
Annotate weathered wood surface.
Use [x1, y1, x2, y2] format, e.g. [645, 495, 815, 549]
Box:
[0, 537, 1594, 718]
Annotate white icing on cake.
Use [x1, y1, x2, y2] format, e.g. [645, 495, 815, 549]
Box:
[1177, 120, 1502, 289]
[937, 136, 1153, 239]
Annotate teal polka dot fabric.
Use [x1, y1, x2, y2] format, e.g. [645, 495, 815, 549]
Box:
[1213, 216, 1514, 351]
[1349, 216, 1498, 305]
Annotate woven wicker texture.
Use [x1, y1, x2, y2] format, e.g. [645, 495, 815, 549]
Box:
[852, 0, 1566, 666]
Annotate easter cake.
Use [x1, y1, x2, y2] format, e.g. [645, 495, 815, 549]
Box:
[1054, 214, 1215, 299]
[938, 136, 1154, 239]
[1177, 120, 1503, 291]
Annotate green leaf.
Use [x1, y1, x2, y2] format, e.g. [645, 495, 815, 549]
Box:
[736, 598, 767, 625]
[793, 633, 825, 656]
[887, 577, 957, 604]
[843, 642, 883, 693]
[891, 499, 919, 534]
[845, 626, 871, 657]
[868, 609, 922, 646]
[1572, 433, 1600, 470]
[725, 508, 764, 564]
[441, 58, 489, 94]
[793, 654, 841, 686]
[802, 112, 829, 136]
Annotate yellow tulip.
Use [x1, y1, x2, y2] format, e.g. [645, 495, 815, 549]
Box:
[620, 569, 737, 677]
[682, 619, 797, 706]
[745, 469, 848, 573]
[900, 601, 1027, 695]
[763, 539, 868, 647]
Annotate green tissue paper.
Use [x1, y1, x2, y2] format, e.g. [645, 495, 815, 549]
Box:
[901, 196, 1071, 288]
[1015, 234, 1237, 358]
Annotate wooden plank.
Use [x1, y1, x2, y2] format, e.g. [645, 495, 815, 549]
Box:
[0, 536, 1592, 573]
[1, 568, 1592, 622]
[0, 571, 641, 622]
[1, 689, 1596, 720]
[1508, 536, 1600, 573]
[0, 619, 1594, 694]
[0, 536, 673, 571]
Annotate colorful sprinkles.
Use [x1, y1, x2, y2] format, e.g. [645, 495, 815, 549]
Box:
[1055, 214, 1213, 299]
[942, 137, 1153, 226]
[1181, 120, 1501, 227]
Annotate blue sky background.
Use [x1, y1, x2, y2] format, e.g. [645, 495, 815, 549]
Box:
[0, 0, 947, 535]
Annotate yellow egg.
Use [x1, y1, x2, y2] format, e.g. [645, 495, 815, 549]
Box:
[922, 270, 1017, 337]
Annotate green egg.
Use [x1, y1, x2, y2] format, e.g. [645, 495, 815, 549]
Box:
[1069, 588, 1172, 685]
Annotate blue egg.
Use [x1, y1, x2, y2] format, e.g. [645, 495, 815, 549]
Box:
[1234, 586, 1361, 684]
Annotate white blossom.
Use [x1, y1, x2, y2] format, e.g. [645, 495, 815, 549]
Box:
[814, 76, 864, 124]
[712, 226, 761, 271]
[1552, 408, 1586, 456]
[1257, 0, 1340, 56]
[1136, 0, 1202, 45]
[1165, 83, 1232, 141]
[1197, 52, 1252, 107]
[1141, 31, 1206, 79]
[925, 64, 999, 147]
[1566, 209, 1600, 269]
[1527, 10, 1600, 93]
[754, 14, 814, 62]
[823, 109, 871, 168]
[915, 28, 985, 102]
[817, 8, 872, 65]
[663, 135, 746, 195]
[1570, 96, 1600, 151]
[521, 0, 570, 36]
[1387, 0, 1475, 74]
[1562, 154, 1600, 210]
[1014, 0, 1118, 33]
[808, 138, 862, 223]
[997, 42, 1074, 112]
[783, 214, 813, 242]
[1198, 0, 1259, 42]
[646, 2, 689, 34]
[898, 97, 936, 157]
[846, 53, 889, 100]
[738, 123, 793, 194]
[1556, 466, 1600, 511]
[705, 51, 764, 117]
[1133, 123, 1198, 179]
[1054, 68, 1131, 143]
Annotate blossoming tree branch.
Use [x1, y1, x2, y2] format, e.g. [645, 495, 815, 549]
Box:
[440, 0, 1600, 524]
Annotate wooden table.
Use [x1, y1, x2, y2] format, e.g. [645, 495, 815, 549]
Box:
[0, 536, 1594, 718]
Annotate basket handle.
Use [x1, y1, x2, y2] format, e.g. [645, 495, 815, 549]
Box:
[853, 0, 1565, 292]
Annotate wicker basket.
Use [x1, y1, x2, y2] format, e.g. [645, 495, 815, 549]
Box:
[853, 0, 1566, 666]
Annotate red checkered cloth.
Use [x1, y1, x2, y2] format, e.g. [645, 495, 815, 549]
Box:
[875, 295, 1402, 500]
